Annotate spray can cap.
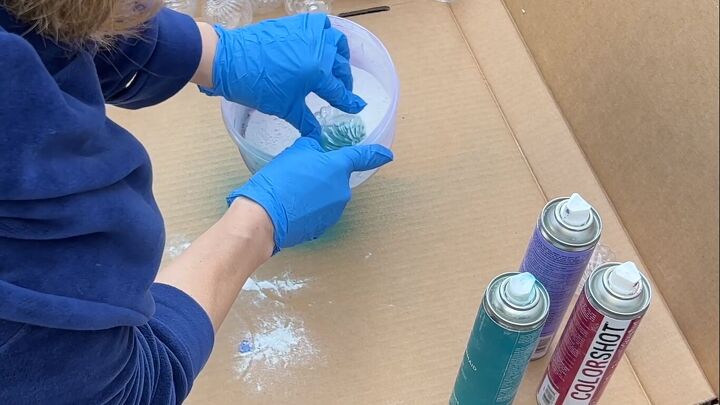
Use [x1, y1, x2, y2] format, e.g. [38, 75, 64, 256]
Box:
[608, 261, 642, 297]
[559, 193, 592, 227]
[505, 273, 537, 307]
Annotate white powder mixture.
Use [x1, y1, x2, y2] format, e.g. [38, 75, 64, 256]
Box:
[244, 66, 391, 155]
[165, 235, 192, 259]
[233, 272, 317, 392]
[233, 314, 317, 390]
[242, 276, 306, 295]
[163, 238, 319, 392]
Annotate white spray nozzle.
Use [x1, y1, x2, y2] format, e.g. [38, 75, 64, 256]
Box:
[560, 193, 592, 227]
[608, 261, 642, 296]
[506, 273, 537, 306]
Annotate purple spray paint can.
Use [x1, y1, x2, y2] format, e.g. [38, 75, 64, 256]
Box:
[520, 193, 602, 359]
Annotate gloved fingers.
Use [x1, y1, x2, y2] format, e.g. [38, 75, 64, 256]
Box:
[285, 103, 322, 138]
[314, 74, 366, 114]
[290, 135, 325, 152]
[325, 28, 352, 90]
[306, 13, 331, 42]
[331, 144, 394, 173]
[326, 28, 351, 61]
[321, 13, 332, 29]
[332, 53, 353, 91]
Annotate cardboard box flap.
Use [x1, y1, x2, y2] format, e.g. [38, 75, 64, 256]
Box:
[500, 0, 720, 394]
[449, 0, 716, 402]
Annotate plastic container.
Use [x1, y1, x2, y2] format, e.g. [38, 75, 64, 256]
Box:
[284, 0, 332, 14]
[221, 15, 399, 188]
[164, 0, 198, 16]
[251, 0, 283, 14]
[202, 0, 254, 28]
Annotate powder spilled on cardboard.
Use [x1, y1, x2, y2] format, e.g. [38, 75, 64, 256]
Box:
[234, 272, 317, 391]
[165, 235, 192, 259]
[164, 236, 319, 391]
[242, 274, 306, 294]
[233, 314, 317, 390]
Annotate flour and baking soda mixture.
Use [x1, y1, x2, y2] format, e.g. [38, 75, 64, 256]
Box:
[244, 66, 390, 154]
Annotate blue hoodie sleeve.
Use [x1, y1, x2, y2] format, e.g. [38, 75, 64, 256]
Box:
[0, 284, 214, 404]
[94, 8, 202, 109]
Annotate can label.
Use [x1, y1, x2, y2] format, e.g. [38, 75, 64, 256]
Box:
[450, 303, 540, 405]
[538, 292, 642, 404]
[521, 226, 595, 339]
[533, 334, 555, 359]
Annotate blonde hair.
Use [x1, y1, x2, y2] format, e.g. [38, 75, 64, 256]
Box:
[2, 0, 163, 46]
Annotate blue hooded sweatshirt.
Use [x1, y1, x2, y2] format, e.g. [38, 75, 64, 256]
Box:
[0, 6, 214, 404]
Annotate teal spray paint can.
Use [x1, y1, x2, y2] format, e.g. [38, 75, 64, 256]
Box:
[450, 272, 550, 405]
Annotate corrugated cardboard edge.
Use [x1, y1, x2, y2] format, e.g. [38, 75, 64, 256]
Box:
[448, 0, 717, 403]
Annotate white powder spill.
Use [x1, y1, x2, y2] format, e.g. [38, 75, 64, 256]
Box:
[244, 66, 391, 155]
[163, 237, 318, 392]
[234, 314, 317, 388]
[242, 274, 306, 295]
[164, 234, 319, 388]
[241, 272, 309, 307]
[234, 272, 317, 391]
[165, 235, 192, 259]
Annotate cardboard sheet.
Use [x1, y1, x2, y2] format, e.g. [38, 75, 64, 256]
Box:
[449, 0, 716, 402]
[108, 0, 713, 403]
[501, 0, 720, 393]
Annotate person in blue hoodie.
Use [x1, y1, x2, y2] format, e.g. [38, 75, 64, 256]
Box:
[0, 1, 393, 403]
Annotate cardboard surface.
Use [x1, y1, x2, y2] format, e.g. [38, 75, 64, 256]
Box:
[449, 0, 717, 402]
[501, 0, 720, 393]
[107, 0, 713, 403]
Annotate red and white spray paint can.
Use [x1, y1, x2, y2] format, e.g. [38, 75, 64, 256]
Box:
[536, 261, 652, 405]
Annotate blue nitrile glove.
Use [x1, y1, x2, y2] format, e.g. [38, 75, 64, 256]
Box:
[227, 137, 393, 252]
[200, 13, 366, 137]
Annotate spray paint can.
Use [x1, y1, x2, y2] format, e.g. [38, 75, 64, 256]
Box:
[450, 272, 549, 405]
[536, 262, 652, 405]
[520, 193, 602, 359]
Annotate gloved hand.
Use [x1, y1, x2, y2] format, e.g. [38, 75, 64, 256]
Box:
[200, 13, 366, 137]
[227, 137, 393, 253]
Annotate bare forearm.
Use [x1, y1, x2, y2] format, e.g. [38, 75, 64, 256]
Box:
[166, 23, 267, 331]
[191, 21, 218, 88]
[155, 198, 274, 330]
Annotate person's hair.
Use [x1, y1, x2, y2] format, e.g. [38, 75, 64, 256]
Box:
[1, 0, 163, 46]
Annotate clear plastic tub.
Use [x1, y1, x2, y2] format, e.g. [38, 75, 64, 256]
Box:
[221, 15, 399, 188]
[285, 0, 333, 14]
